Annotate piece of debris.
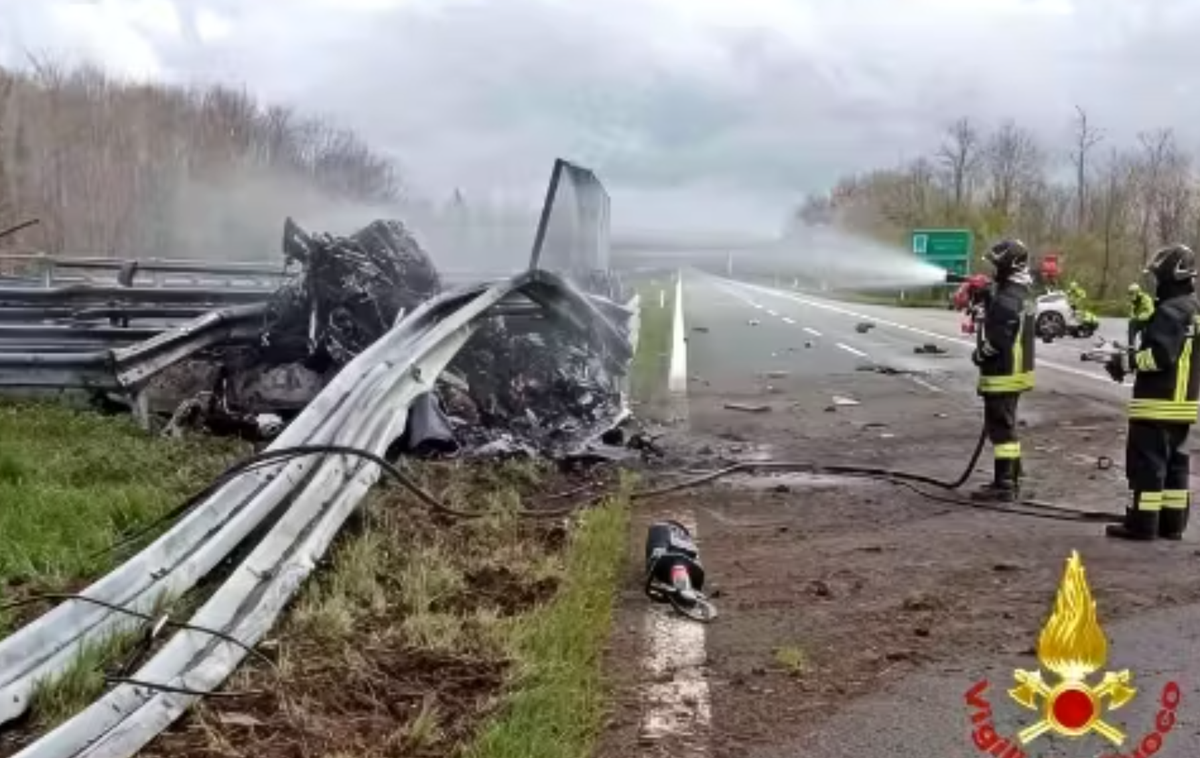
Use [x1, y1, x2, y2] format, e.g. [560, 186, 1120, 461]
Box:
[855, 322, 875, 333]
[831, 395, 859, 406]
[765, 370, 789, 379]
[1097, 456, 1114, 470]
[804, 341, 813, 348]
[692, 326, 710, 333]
[725, 402, 771, 413]
[913, 343, 946, 355]
[765, 385, 783, 394]
[748, 319, 761, 326]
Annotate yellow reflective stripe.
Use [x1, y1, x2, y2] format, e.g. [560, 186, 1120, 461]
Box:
[1135, 349, 1158, 371]
[978, 372, 1035, 392]
[994, 442, 1021, 460]
[1128, 399, 1200, 421]
[1175, 338, 1194, 402]
[1162, 490, 1190, 510]
[1139, 492, 1164, 512]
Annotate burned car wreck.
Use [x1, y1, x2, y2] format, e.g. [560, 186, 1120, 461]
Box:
[152, 216, 637, 460]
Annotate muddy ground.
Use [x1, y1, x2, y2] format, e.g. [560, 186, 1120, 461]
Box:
[598, 367, 1200, 758]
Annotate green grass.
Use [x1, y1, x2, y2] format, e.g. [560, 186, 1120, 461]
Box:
[465, 490, 630, 758]
[630, 278, 676, 406]
[0, 400, 245, 617]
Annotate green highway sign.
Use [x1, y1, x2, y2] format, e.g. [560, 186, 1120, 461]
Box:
[911, 228, 972, 277]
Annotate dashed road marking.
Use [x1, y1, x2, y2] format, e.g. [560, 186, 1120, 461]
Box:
[908, 375, 943, 393]
[803, 327, 822, 337]
[782, 316, 795, 324]
[836, 342, 869, 358]
[638, 512, 710, 754]
[727, 278, 1112, 385]
[766, 309, 779, 317]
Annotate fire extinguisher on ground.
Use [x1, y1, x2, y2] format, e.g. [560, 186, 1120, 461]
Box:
[644, 520, 717, 621]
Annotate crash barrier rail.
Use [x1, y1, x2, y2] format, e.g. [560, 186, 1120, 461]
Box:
[0, 270, 635, 758]
[0, 304, 268, 391]
[0, 253, 286, 289]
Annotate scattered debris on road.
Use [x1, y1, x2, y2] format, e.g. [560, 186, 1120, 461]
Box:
[831, 395, 860, 406]
[913, 343, 947, 355]
[765, 370, 789, 379]
[855, 322, 875, 333]
[692, 325, 710, 333]
[748, 319, 761, 326]
[725, 402, 771, 413]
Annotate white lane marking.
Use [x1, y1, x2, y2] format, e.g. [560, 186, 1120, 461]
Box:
[668, 271, 688, 394]
[639, 513, 711, 752]
[803, 327, 822, 337]
[782, 316, 796, 325]
[728, 278, 1110, 384]
[908, 375, 943, 393]
[837, 342, 869, 358]
[766, 309, 779, 317]
[753, 303, 764, 310]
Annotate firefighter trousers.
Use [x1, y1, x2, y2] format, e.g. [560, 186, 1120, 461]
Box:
[1125, 420, 1191, 538]
[983, 393, 1021, 486]
[1128, 319, 1149, 348]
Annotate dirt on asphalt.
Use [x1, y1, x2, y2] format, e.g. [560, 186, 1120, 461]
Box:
[598, 367, 1200, 758]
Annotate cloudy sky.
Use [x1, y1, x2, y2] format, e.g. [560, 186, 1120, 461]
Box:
[2, 0, 1198, 236]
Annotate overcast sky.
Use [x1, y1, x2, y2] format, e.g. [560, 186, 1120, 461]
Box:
[2, 0, 1199, 236]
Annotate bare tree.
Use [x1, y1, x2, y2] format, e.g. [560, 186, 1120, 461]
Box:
[1069, 106, 1103, 233]
[936, 117, 981, 209]
[1097, 149, 1136, 296]
[983, 120, 1043, 219]
[1135, 129, 1175, 263]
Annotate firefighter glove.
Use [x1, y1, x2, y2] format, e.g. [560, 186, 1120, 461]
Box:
[1104, 350, 1133, 383]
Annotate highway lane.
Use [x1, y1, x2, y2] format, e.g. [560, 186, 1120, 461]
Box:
[713, 274, 1132, 406]
[664, 271, 1200, 758]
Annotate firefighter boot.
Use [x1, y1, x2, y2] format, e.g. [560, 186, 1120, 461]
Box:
[1105, 492, 1160, 541]
[970, 459, 1018, 503]
[1159, 491, 1190, 541]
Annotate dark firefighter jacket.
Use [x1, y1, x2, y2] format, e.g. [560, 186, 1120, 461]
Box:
[1130, 292, 1200, 423]
[1128, 290, 1155, 322]
[976, 278, 1035, 394]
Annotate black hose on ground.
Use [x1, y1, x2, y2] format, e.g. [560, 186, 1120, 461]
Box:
[632, 422, 1122, 524]
[97, 443, 589, 559]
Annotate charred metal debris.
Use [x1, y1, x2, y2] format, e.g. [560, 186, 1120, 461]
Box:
[140, 216, 637, 461]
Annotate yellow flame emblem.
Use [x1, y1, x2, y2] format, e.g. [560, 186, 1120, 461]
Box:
[1009, 551, 1136, 746]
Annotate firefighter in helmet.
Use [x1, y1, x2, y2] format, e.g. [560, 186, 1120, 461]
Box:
[1127, 282, 1155, 347]
[1104, 244, 1200, 540]
[972, 239, 1036, 501]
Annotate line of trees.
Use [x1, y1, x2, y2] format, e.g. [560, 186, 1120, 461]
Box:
[0, 60, 401, 260]
[794, 109, 1200, 299]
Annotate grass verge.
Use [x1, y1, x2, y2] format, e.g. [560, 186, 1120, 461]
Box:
[0, 400, 245, 628]
[630, 277, 675, 411]
[141, 461, 630, 758]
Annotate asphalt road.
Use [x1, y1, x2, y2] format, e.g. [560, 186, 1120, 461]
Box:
[667, 271, 1200, 758]
[684, 271, 1130, 405]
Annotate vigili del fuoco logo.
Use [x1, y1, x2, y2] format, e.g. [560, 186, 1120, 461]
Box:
[963, 551, 1182, 758]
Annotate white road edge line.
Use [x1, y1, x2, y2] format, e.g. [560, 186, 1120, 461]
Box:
[668, 271, 688, 394]
[803, 327, 822, 337]
[908, 375, 943, 393]
[729, 278, 1110, 384]
[836, 342, 869, 358]
[638, 512, 711, 753]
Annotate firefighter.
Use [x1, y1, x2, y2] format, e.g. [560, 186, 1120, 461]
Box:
[1127, 282, 1155, 347]
[1104, 244, 1200, 540]
[972, 239, 1036, 502]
